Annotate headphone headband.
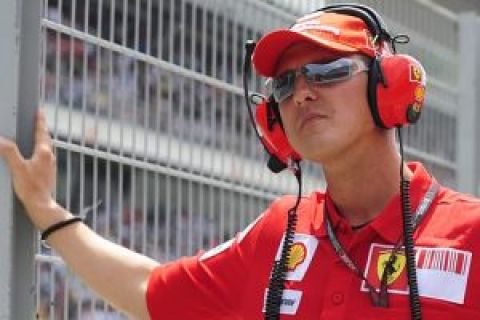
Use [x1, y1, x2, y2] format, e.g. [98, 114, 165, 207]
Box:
[313, 4, 392, 43]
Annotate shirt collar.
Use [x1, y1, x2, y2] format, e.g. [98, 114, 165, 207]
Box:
[312, 162, 436, 243]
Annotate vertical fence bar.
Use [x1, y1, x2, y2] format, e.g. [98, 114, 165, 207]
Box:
[0, 0, 41, 319]
[0, 0, 20, 319]
[457, 13, 480, 196]
[0, 1, 20, 318]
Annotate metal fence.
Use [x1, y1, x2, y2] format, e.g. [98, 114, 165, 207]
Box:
[0, 0, 477, 318]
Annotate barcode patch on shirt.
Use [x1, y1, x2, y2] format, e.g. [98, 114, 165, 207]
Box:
[415, 247, 472, 304]
[416, 247, 471, 275]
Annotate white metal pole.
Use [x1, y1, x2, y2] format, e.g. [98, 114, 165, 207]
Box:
[0, 0, 41, 318]
[458, 13, 480, 196]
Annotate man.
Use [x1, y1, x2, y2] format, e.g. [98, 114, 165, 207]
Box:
[1, 4, 480, 320]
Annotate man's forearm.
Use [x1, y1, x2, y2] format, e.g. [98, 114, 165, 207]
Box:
[45, 203, 159, 319]
[0, 112, 159, 319]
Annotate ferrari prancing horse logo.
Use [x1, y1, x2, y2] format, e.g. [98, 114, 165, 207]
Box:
[377, 250, 406, 285]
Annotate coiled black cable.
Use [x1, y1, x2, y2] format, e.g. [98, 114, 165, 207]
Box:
[397, 127, 422, 320]
[264, 164, 302, 320]
[242, 40, 304, 319]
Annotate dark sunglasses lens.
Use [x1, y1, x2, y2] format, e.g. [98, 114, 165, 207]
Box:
[271, 59, 357, 102]
[304, 59, 353, 83]
[272, 71, 295, 102]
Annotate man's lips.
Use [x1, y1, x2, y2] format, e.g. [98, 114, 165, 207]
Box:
[299, 113, 327, 130]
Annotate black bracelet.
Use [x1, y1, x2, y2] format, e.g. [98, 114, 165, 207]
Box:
[41, 217, 84, 241]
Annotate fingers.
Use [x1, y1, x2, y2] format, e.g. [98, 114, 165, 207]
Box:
[0, 136, 25, 173]
[33, 109, 53, 157]
[0, 108, 51, 174]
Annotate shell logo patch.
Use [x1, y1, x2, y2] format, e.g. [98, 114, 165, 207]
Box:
[376, 250, 406, 286]
[410, 64, 423, 83]
[287, 243, 307, 271]
[275, 234, 319, 281]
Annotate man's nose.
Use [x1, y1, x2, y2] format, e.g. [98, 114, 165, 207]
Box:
[292, 74, 318, 106]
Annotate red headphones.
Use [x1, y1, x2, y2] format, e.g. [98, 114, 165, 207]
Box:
[249, 5, 427, 173]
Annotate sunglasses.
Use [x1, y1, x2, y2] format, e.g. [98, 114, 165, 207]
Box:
[268, 57, 369, 103]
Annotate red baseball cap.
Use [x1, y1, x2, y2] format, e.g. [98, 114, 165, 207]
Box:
[252, 12, 378, 77]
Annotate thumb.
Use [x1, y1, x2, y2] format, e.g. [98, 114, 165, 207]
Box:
[0, 136, 26, 174]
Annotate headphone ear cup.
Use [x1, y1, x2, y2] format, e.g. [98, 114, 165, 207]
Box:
[255, 98, 301, 172]
[375, 54, 427, 128]
[367, 56, 386, 128]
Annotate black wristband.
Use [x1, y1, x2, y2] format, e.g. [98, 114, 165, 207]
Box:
[41, 217, 83, 241]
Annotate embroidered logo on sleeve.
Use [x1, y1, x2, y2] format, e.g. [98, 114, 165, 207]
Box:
[362, 243, 472, 304]
[275, 234, 319, 281]
[263, 289, 303, 315]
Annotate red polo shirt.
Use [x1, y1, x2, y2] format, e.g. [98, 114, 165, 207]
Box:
[146, 163, 480, 319]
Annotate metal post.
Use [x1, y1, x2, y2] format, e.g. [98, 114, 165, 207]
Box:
[458, 13, 480, 196]
[0, 0, 42, 319]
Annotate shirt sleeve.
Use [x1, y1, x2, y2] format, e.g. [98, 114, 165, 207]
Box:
[145, 210, 270, 320]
